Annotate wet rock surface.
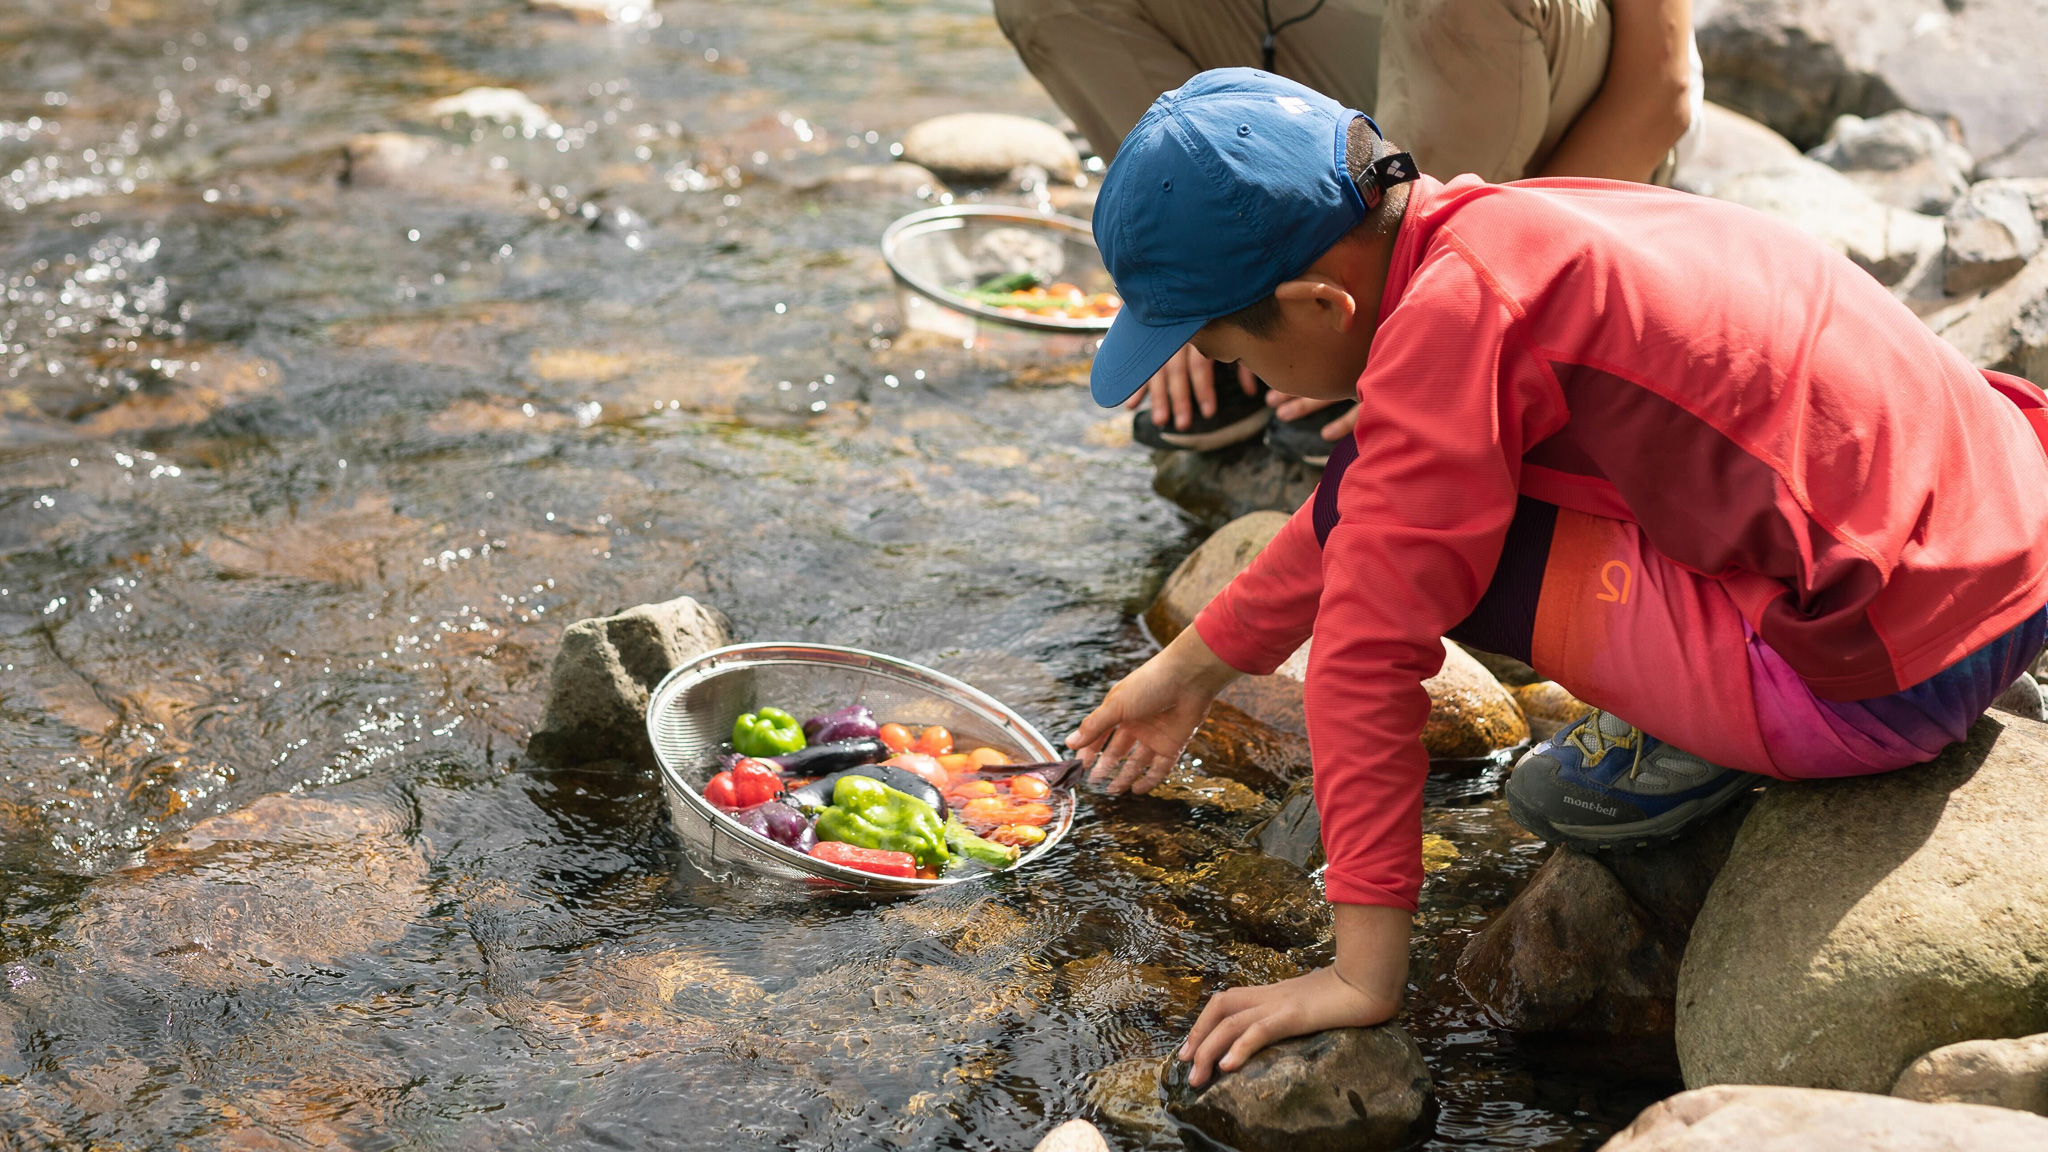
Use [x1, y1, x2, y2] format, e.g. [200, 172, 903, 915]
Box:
[1150, 441, 1324, 529]
[1423, 644, 1530, 761]
[1600, 1084, 2048, 1150]
[1808, 110, 1974, 215]
[899, 113, 1081, 184]
[1164, 1025, 1436, 1152]
[1188, 851, 1332, 949]
[1509, 680, 1593, 743]
[1892, 1032, 2048, 1114]
[1145, 510, 1291, 643]
[530, 594, 732, 764]
[1678, 716, 2048, 1092]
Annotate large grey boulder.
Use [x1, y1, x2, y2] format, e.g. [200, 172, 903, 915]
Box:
[1598, 1085, 2048, 1150]
[530, 595, 731, 764]
[1676, 716, 2048, 1092]
[1711, 156, 1943, 286]
[1808, 110, 1973, 214]
[1164, 1025, 1435, 1152]
[1892, 1032, 2048, 1114]
[899, 113, 1080, 184]
[1672, 102, 1804, 199]
[1925, 247, 2048, 379]
[1945, 180, 2044, 294]
[1693, 0, 2048, 178]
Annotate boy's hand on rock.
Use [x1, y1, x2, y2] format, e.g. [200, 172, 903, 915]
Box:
[1124, 343, 1258, 431]
[1179, 903, 1410, 1088]
[1066, 628, 1239, 795]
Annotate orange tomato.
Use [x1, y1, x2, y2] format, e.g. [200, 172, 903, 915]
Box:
[968, 747, 1010, 766]
[937, 753, 976, 776]
[947, 780, 999, 801]
[988, 824, 1048, 847]
[912, 726, 953, 756]
[1007, 774, 1050, 800]
[884, 752, 948, 790]
[877, 723, 914, 754]
[960, 797, 1054, 828]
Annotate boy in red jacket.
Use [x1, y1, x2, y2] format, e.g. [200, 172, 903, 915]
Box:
[1070, 69, 2048, 1087]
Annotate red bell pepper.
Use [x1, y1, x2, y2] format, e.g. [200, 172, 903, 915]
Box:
[809, 840, 916, 878]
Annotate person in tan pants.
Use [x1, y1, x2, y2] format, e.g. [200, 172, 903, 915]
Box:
[995, 0, 1700, 449]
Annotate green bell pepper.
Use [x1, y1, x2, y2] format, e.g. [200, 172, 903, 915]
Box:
[813, 775, 949, 870]
[944, 814, 1019, 870]
[732, 706, 806, 757]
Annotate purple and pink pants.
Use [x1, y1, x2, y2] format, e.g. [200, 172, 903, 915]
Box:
[1449, 498, 2048, 780]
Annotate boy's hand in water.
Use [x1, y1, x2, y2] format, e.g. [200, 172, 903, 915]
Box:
[1124, 343, 1260, 431]
[1180, 904, 1410, 1087]
[1066, 626, 1241, 795]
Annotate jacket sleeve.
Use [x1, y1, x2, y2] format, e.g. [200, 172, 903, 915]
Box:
[1306, 244, 1531, 909]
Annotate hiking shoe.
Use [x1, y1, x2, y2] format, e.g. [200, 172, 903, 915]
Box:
[1266, 399, 1355, 466]
[1505, 710, 1761, 852]
[1131, 368, 1270, 452]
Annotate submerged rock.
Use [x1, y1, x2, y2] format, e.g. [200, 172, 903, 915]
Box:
[1089, 1056, 1174, 1137]
[1185, 700, 1312, 790]
[1457, 799, 1750, 1046]
[1677, 716, 2048, 1092]
[1189, 851, 1331, 949]
[899, 113, 1080, 184]
[530, 595, 732, 764]
[65, 793, 428, 987]
[1600, 1085, 2048, 1150]
[1809, 110, 1974, 215]
[1163, 1025, 1435, 1152]
[1945, 180, 2044, 294]
[1250, 778, 1324, 871]
[1145, 510, 1291, 643]
[1892, 1032, 2048, 1114]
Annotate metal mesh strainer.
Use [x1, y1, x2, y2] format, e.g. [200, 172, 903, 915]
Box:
[646, 642, 1074, 891]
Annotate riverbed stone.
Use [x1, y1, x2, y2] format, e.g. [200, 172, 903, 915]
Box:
[1892, 1032, 2048, 1114]
[530, 595, 732, 764]
[1509, 680, 1593, 742]
[1926, 246, 2048, 378]
[1671, 102, 1804, 199]
[1032, 1118, 1110, 1152]
[1599, 1084, 2048, 1151]
[803, 162, 946, 200]
[341, 132, 520, 204]
[1251, 778, 1324, 870]
[1711, 157, 1945, 286]
[1945, 180, 2044, 294]
[1809, 110, 1974, 215]
[1145, 510, 1291, 644]
[64, 793, 428, 987]
[1189, 851, 1331, 949]
[1163, 1025, 1435, 1152]
[1457, 798, 1751, 1044]
[1676, 715, 2048, 1093]
[1693, 0, 2048, 179]
[899, 113, 1080, 184]
[1423, 642, 1529, 760]
[1150, 441, 1322, 529]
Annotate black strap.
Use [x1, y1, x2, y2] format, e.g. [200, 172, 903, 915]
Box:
[1356, 149, 1418, 210]
[1260, 0, 1330, 72]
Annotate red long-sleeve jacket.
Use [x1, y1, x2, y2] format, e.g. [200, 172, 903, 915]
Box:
[1192, 175, 2048, 909]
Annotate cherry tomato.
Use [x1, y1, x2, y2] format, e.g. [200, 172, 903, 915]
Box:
[937, 753, 976, 776]
[877, 723, 914, 754]
[989, 824, 1048, 847]
[968, 747, 1011, 766]
[947, 780, 999, 801]
[730, 758, 785, 807]
[703, 771, 739, 809]
[883, 752, 949, 790]
[912, 726, 954, 756]
[1007, 774, 1050, 800]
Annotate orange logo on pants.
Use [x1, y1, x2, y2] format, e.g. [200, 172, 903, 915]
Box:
[1596, 560, 1633, 604]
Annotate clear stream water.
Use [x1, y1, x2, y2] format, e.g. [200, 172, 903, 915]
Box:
[0, 1, 1677, 1147]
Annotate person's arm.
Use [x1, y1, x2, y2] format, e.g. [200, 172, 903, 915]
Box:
[1534, 0, 1693, 181]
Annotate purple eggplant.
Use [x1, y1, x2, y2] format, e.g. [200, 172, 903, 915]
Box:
[786, 764, 947, 817]
[730, 801, 817, 852]
[801, 704, 879, 745]
[720, 736, 888, 777]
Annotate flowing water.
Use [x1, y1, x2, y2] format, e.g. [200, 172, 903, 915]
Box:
[0, 1, 1677, 1147]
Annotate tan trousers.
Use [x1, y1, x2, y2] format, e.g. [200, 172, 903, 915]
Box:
[994, 0, 1612, 184]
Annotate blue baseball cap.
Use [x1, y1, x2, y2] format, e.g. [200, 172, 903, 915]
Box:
[1089, 68, 1379, 407]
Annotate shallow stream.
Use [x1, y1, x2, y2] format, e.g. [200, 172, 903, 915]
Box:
[0, 1, 1677, 1146]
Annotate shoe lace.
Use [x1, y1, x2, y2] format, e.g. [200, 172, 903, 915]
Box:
[1562, 711, 1648, 779]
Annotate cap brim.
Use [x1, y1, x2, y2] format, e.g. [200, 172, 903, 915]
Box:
[1089, 309, 1210, 407]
